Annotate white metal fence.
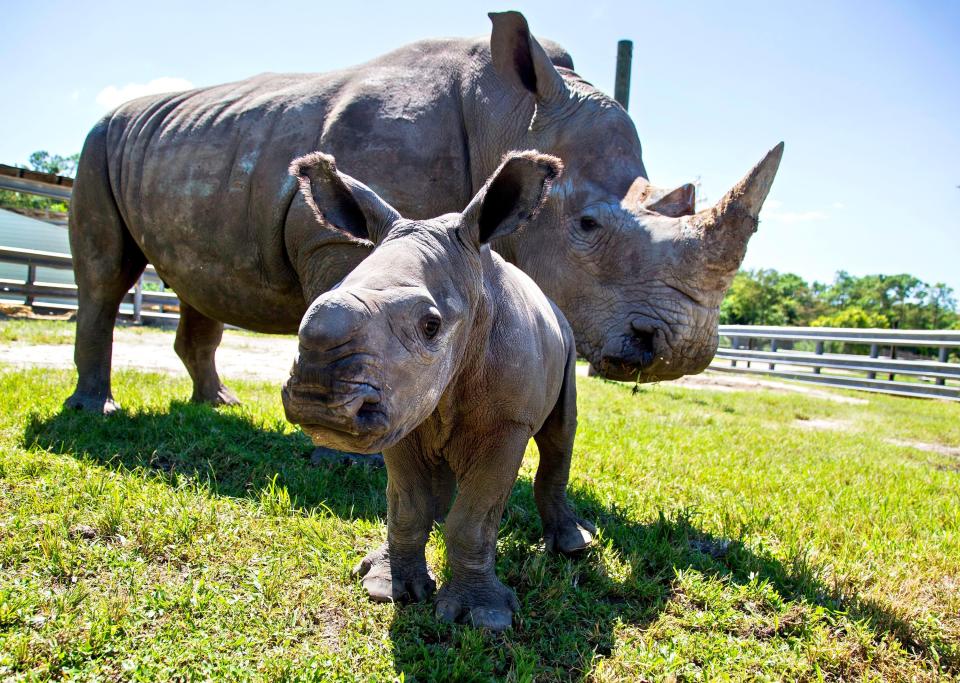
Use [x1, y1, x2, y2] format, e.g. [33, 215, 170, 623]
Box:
[715, 325, 959, 401]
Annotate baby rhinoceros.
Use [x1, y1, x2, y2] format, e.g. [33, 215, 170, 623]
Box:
[283, 150, 595, 630]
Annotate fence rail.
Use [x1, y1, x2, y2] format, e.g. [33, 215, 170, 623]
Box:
[0, 245, 176, 321]
[715, 325, 959, 401]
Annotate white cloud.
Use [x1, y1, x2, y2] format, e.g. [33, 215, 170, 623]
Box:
[95, 77, 194, 110]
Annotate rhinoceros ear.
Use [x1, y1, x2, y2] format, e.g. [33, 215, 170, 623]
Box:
[462, 151, 563, 246]
[489, 11, 567, 104]
[646, 183, 697, 217]
[289, 152, 399, 244]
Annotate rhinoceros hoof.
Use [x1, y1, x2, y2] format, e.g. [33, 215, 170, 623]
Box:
[64, 392, 120, 415]
[544, 516, 597, 556]
[352, 545, 435, 604]
[310, 447, 385, 468]
[434, 578, 519, 631]
[193, 384, 241, 406]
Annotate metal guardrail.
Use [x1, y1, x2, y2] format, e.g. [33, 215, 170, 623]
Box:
[0, 246, 177, 321]
[715, 325, 959, 401]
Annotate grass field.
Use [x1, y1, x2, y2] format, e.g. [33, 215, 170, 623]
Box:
[0, 321, 958, 680]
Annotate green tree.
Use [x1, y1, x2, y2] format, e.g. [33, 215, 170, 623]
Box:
[811, 306, 889, 329]
[27, 150, 80, 177]
[0, 149, 77, 215]
[720, 269, 819, 325]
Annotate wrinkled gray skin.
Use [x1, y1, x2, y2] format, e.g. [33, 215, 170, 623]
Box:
[64, 10, 782, 415]
[283, 150, 592, 630]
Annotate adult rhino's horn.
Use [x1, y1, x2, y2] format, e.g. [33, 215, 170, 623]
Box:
[695, 142, 784, 276]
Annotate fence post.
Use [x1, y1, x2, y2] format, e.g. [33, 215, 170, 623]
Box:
[614, 40, 633, 110]
[937, 346, 947, 386]
[24, 263, 36, 307]
[813, 341, 824, 374]
[133, 275, 143, 324]
[888, 345, 896, 382]
[730, 336, 738, 368]
[769, 338, 778, 370]
[867, 343, 878, 380]
[159, 280, 165, 314]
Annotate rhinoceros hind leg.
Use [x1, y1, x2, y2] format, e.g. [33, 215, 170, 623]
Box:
[65, 124, 148, 415]
[533, 346, 596, 555]
[174, 302, 239, 406]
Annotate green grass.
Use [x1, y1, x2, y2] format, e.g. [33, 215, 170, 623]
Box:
[0, 346, 958, 679]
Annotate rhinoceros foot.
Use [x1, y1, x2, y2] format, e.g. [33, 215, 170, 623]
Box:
[310, 447, 385, 468]
[64, 392, 121, 416]
[352, 544, 435, 603]
[434, 577, 519, 631]
[192, 384, 241, 407]
[544, 515, 597, 556]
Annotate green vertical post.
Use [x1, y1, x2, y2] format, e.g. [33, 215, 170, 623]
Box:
[614, 40, 633, 110]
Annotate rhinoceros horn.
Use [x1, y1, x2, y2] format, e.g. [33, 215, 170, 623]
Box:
[692, 142, 784, 280]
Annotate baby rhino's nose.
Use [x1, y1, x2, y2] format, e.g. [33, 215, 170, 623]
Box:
[298, 293, 368, 353]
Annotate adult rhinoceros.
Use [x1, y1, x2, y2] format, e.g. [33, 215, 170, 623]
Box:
[65, 11, 781, 413]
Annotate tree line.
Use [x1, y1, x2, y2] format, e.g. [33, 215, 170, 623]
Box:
[721, 269, 959, 330]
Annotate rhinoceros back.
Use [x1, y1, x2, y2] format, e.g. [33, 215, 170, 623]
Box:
[84, 39, 479, 330]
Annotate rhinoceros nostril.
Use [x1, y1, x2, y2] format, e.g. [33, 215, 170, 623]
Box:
[630, 324, 657, 355]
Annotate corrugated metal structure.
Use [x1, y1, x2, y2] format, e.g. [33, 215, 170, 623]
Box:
[0, 209, 73, 288]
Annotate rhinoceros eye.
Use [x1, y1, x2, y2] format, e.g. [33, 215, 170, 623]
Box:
[420, 312, 442, 340]
[579, 216, 601, 232]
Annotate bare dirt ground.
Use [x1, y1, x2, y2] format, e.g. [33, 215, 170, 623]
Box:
[574, 363, 868, 404]
[0, 328, 299, 383]
[0, 324, 871, 404]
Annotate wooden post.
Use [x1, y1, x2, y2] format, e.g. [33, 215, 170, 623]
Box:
[867, 343, 878, 380]
[614, 40, 633, 110]
[730, 336, 738, 368]
[133, 275, 143, 324]
[937, 346, 947, 386]
[888, 345, 896, 382]
[24, 263, 36, 307]
[769, 339, 778, 371]
[813, 341, 824, 374]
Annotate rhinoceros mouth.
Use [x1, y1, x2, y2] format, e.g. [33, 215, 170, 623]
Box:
[281, 382, 389, 438]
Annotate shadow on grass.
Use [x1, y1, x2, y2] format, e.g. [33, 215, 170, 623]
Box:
[23, 405, 950, 678]
[388, 480, 952, 679]
[23, 402, 387, 522]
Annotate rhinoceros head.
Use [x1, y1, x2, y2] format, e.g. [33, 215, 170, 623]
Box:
[485, 12, 783, 381]
[282, 150, 561, 454]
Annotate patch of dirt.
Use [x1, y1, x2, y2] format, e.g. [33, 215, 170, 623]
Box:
[793, 418, 854, 431]
[0, 328, 298, 383]
[577, 365, 867, 404]
[886, 439, 960, 458]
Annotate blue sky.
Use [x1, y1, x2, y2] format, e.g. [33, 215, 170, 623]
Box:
[2, 1, 958, 292]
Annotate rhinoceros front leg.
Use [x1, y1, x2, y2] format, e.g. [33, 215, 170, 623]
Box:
[173, 302, 240, 406]
[353, 444, 436, 603]
[533, 350, 596, 555]
[435, 428, 527, 631]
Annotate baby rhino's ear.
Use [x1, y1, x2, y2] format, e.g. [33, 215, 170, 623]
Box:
[462, 151, 563, 247]
[289, 152, 400, 244]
